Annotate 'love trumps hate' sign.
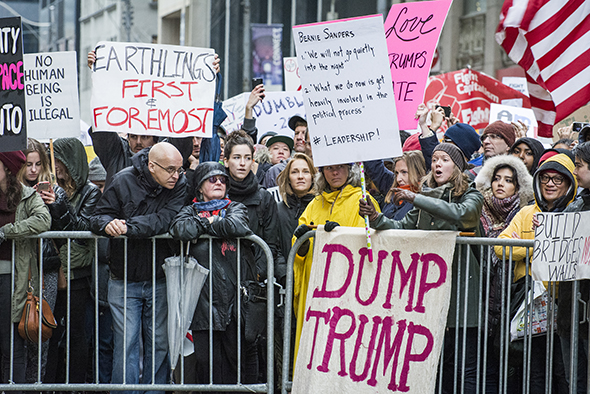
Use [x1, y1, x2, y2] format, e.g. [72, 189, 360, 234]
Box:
[293, 227, 457, 394]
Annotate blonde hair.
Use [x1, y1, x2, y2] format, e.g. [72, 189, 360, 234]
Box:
[276, 153, 317, 206]
[384, 151, 426, 204]
[421, 166, 470, 197]
[17, 138, 52, 185]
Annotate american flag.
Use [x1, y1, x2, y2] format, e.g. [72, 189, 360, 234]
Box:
[496, 0, 590, 137]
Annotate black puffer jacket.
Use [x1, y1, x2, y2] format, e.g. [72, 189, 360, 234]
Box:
[276, 193, 314, 264]
[90, 148, 187, 282]
[227, 172, 286, 282]
[169, 201, 255, 331]
[49, 138, 102, 280]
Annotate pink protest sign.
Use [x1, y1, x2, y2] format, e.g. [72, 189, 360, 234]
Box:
[384, 0, 452, 130]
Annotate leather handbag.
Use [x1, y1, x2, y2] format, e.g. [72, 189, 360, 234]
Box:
[18, 271, 57, 343]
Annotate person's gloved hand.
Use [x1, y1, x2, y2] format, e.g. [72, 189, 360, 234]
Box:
[324, 221, 340, 232]
[293, 224, 312, 239]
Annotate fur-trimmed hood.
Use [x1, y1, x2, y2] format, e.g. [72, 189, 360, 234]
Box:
[474, 154, 534, 208]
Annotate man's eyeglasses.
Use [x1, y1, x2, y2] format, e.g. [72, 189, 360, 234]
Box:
[539, 174, 565, 185]
[208, 176, 227, 184]
[151, 161, 185, 177]
[481, 134, 503, 142]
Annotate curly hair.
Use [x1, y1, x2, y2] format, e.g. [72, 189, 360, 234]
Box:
[1, 167, 22, 212]
[17, 138, 52, 185]
[276, 153, 317, 205]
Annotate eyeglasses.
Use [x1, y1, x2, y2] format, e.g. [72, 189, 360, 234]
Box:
[539, 174, 565, 185]
[151, 161, 185, 177]
[208, 176, 227, 184]
[481, 134, 503, 142]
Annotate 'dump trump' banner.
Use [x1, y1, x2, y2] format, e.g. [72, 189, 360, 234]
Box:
[90, 41, 216, 138]
[293, 227, 457, 394]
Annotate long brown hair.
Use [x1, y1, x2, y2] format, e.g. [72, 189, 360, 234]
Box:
[56, 159, 77, 198]
[276, 153, 316, 206]
[17, 138, 52, 185]
[1, 164, 22, 212]
[384, 151, 426, 204]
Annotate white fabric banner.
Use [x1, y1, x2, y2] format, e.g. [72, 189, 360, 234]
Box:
[90, 41, 215, 138]
[532, 211, 590, 281]
[293, 15, 401, 167]
[293, 227, 457, 394]
[24, 51, 80, 141]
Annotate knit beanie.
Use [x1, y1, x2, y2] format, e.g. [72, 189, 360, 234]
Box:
[444, 123, 481, 159]
[0, 151, 26, 175]
[433, 143, 467, 172]
[402, 133, 421, 152]
[482, 121, 516, 147]
[88, 156, 106, 182]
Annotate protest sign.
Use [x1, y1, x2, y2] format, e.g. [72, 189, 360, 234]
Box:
[252, 24, 284, 92]
[24, 51, 79, 141]
[424, 68, 531, 131]
[0, 17, 26, 152]
[293, 227, 456, 394]
[489, 103, 538, 138]
[91, 41, 216, 138]
[384, 0, 452, 130]
[532, 211, 590, 281]
[293, 15, 401, 168]
[284, 57, 301, 91]
[220, 91, 304, 136]
[502, 77, 529, 97]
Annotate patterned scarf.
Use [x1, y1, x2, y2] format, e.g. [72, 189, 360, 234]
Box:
[192, 198, 231, 218]
[480, 188, 520, 238]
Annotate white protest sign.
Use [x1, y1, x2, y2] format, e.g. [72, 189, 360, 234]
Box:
[502, 76, 529, 97]
[489, 103, 538, 138]
[91, 41, 215, 138]
[293, 227, 456, 394]
[24, 51, 79, 141]
[532, 211, 590, 281]
[220, 91, 305, 136]
[266, 185, 283, 203]
[293, 15, 401, 168]
[284, 57, 301, 91]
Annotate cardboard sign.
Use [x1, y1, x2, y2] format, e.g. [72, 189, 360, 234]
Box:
[293, 15, 401, 167]
[0, 17, 26, 152]
[24, 51, 80, 141]
[293, 227, 456, 393]
[502, 77, 529, 97]
[221, 91, 305, 136]
[489, 103, 538, 138]
[91, 41, 216, 138]
[384, 0, 452, 130]
[284, 57, 301, 91]
[532, 211, 590, 281]
[424, 68, 531, 131]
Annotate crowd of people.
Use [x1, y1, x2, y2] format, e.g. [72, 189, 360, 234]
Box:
[0, 55, 589, 393]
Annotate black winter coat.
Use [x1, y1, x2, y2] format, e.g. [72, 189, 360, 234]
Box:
[276, 193, 314, 266]
[169, 201, 255, 331]
[90, 149, 187, 282]
[228, 173, 286, 282]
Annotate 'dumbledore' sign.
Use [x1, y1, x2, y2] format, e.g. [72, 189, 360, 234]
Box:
[24, 51, 80, 141]
[0, 17, 26, 152]
[293, 227, 456, 394]
[293, 15, 401, 168]
[532, 211, 590, 281]
[91, 41, 216, 138]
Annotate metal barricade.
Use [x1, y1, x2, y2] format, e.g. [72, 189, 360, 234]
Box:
[0, 230, 275, 393]
[281, 232, 590, 394]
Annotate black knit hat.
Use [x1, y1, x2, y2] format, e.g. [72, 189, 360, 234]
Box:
[433, 143, 467, 172]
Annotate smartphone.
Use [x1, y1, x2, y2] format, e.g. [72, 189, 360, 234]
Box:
[572, 122, 590, 133]
[252, 77, 263, 90]
[36, 181, 50, 192]
[436, 105, 451, 118]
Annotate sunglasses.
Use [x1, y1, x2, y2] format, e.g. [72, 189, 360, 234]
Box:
[208, 176, 227, 184]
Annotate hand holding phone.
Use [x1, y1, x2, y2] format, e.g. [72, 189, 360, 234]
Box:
[252, 78, 263, 90]
[436, 105, 452, 118]
[36, 181, 50, 192]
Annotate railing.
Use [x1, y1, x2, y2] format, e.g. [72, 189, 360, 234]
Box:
[281, 232, 590, 394]
[0, 231, 275, 393]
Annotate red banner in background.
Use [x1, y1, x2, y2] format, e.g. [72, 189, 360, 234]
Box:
[424, 68, 531, 132]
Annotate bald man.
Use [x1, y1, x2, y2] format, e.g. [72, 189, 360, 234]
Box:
[90, 142, 187, 392]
